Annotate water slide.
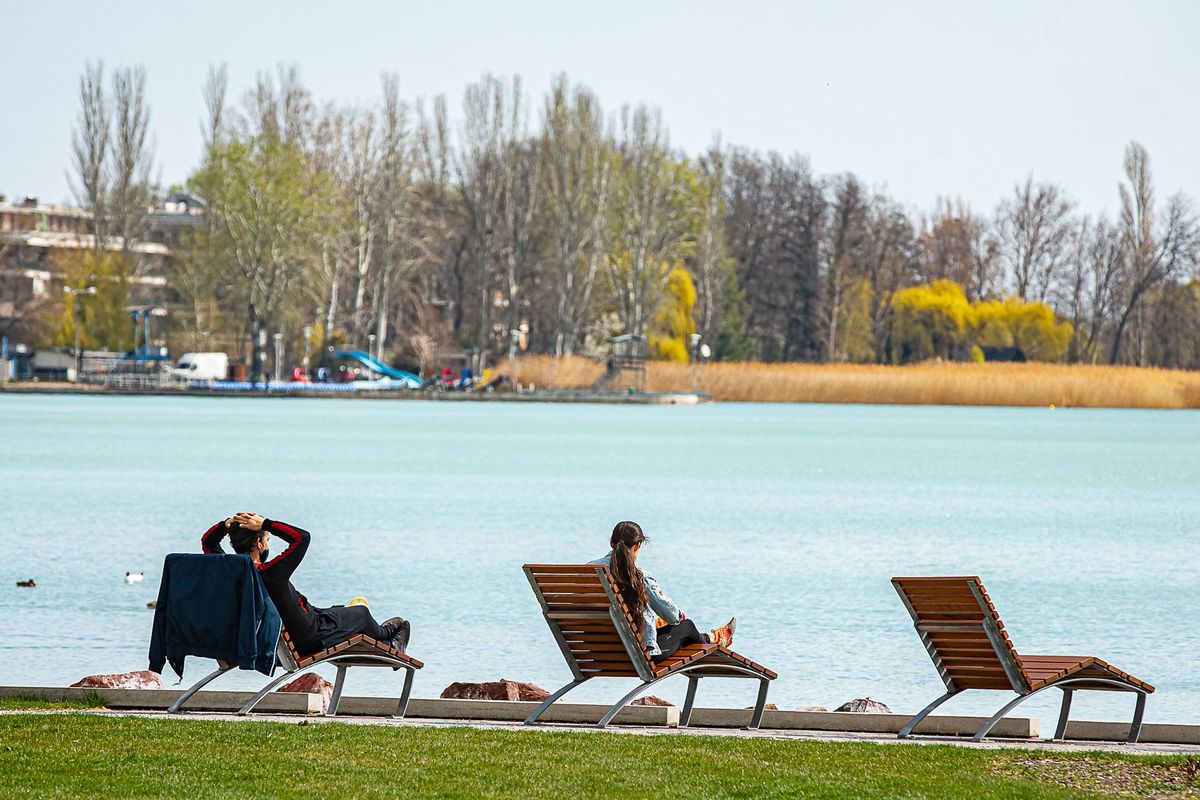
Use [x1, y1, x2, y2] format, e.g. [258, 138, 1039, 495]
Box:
[336, 351, 423, 388]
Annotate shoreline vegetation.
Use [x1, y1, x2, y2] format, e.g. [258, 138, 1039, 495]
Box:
[499, 357, 1200, 410]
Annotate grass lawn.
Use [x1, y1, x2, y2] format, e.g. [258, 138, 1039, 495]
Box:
[0, 712, 1196, 799]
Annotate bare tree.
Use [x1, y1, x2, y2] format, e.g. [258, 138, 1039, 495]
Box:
[539, 75, 612, 356]
[70, 61, 110, 251]
[606, 106, 695, 337]
[244, 65, 313, 146]
[371, 73, 426, 358]
[344, 109, 378, 344]
[491, 78, 542, 359]
[1110, 142, 1199, 364]
[918, 199, 989, 298]
[109, 65, 154, 256]
[1063, 216, 1121, 362]
[995, 177, 1075, 302]
[416, 94, 467, 339]
[694, 140, 729, 352]
[456, 75, 511, 355]
[822, 174, 869, 361]
[201, 64, 229, 156]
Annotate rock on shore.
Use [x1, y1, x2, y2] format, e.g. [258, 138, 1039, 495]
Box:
[71, 671, 164, 690]
[835, 697, 892, 713]
[441, 679, 549, 702]
[280, 673, 334, 711]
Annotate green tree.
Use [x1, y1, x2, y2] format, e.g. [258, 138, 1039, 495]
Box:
[837, 279, 876, 363]
[716, 264, 756, 361]
[53, 251, 133, 351]
[187, 134, 336, 380]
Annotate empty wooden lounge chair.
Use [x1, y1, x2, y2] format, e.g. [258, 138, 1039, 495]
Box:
[523, 564, 777, 728]
[892, 576, 1154, 743]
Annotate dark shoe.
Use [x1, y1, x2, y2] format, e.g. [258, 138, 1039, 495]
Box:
[379, 617, 410, 653]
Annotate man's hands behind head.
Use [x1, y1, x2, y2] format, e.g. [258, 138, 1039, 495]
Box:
[228, 512, 266, 532]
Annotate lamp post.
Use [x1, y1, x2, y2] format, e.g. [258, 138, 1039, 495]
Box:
[272, 333, 283, 384]
[367, 333, 377, 364]
[302, 325, 313, 378]
[63, 285, 96, 382]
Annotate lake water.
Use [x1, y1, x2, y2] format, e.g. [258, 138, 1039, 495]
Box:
[1, 394, 1196, 725]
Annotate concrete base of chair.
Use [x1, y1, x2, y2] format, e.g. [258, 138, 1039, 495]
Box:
[0, 686, 322, 714]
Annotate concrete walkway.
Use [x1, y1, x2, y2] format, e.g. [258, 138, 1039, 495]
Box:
[26, 709, 1199, 757]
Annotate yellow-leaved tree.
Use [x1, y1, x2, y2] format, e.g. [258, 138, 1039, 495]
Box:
[649, 265, 697, 362]
[53, 251, 133, 352]
[888, 280, 972, 363]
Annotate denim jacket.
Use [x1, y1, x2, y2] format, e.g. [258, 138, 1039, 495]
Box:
[590, 552, 682, 656]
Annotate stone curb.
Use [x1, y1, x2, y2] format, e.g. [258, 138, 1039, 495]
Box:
[3, 687, 1196, 744]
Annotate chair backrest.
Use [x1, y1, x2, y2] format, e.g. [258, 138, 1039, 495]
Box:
[152, 553, 281, 675]
[892, 576, 1029, 693]
[523, 564, 656, 683]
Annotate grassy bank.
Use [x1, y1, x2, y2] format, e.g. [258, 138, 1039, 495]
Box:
[1, 713, 1197, 799]
[498, 356, 1200, 409]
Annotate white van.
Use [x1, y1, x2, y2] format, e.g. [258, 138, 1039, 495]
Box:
[172, 352, 229, 381]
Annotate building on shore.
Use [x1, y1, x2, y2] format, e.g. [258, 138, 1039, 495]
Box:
[0, 193, 203, 351]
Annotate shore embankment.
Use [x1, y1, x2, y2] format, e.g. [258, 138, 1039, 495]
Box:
[4, 360, 1199, 408]
[499, 357, 1200, 410]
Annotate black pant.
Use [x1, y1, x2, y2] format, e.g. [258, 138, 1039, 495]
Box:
[651, 619, 707, 662]
[314, 604, 385, 649]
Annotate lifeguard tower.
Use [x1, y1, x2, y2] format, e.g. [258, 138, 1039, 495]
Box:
[592, 334, 648, 393]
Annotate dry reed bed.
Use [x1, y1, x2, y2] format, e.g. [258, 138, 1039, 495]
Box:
[497, 356, 1200, 409]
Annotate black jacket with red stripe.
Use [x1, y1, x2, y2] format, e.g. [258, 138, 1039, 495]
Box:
[201, 519, 322, 652]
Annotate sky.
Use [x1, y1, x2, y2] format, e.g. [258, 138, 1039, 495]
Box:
[2, 0, 1197, 218]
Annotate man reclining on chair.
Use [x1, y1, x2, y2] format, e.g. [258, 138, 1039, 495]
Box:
[202, 512, 410, 655]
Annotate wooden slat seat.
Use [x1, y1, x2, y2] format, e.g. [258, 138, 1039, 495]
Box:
[523, 564, 777, 729]
[228, 625, 424, 718]
[892, 576, 1154, 743]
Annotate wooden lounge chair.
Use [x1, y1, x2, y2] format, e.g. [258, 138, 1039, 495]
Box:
[523, 564, 777, 728]
[892, 576, 1154, 743]
[170, 627, 423, 717]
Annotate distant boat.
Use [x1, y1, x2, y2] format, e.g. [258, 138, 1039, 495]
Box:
[125, 572, 144, 584]
[17, 579, 36, 588]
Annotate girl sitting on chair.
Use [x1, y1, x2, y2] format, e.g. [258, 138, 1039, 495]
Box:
[591, 520, 735, 662]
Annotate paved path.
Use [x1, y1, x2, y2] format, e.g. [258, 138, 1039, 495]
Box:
[24, 709, 1197, 756]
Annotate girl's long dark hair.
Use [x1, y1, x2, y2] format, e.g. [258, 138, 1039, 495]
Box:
[609, 521, 649, 624]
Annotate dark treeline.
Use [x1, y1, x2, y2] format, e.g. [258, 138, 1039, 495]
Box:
[58, 66, 1200, 377]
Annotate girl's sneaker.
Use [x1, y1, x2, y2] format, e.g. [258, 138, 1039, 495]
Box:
[709, 617, 736, 648]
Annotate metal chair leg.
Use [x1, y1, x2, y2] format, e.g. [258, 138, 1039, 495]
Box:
[597, 676, 674, 728]
[1127, 692, 1147, 744]
[679, 676, 700, 728]
[238, 669, 300, 715]
[524, 679, 587, 725]
[1053, 689, 1074, 740]
[167, 665, 233, 713]
[973, 687, 1052, 742]
[327, 665, 348, 717]
[393, 667, 416, 718]
[898, 691, 958, 738]
[748, 679, 770, 730]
